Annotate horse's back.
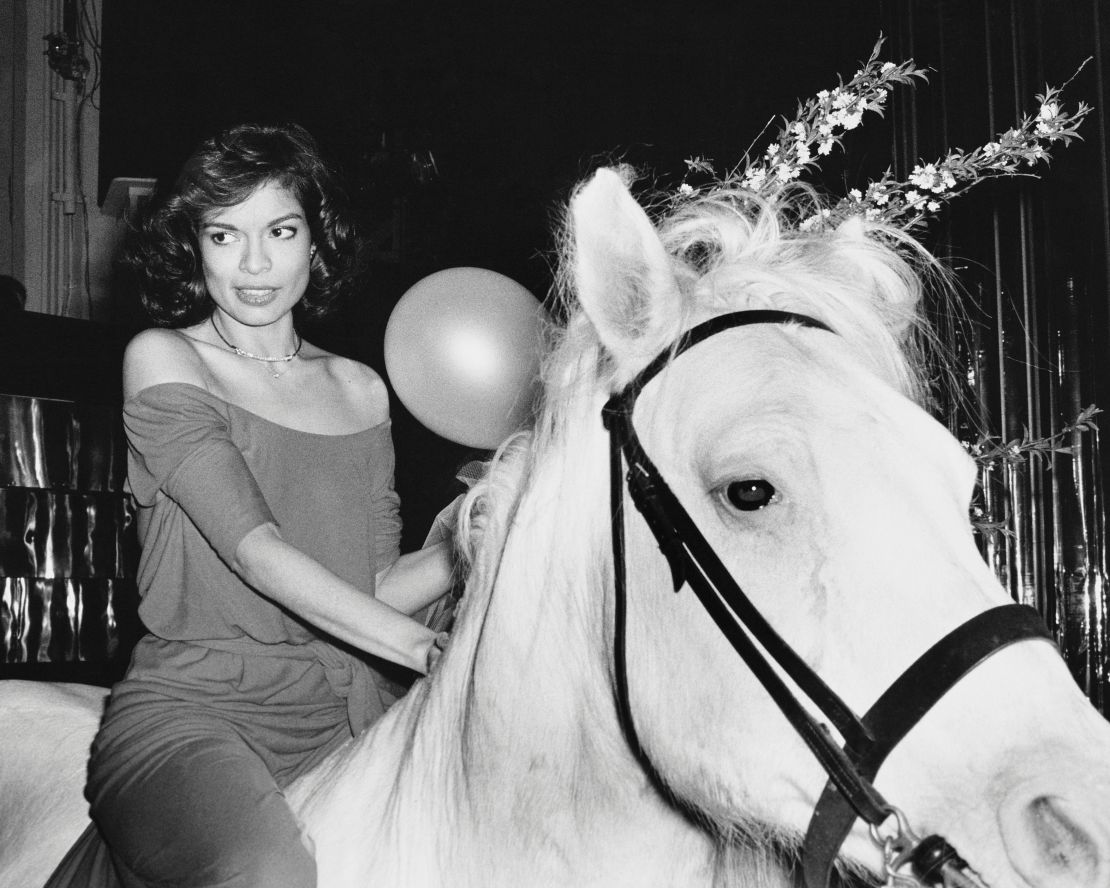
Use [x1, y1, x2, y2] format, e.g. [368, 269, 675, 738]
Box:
[0, 680, 106, 887]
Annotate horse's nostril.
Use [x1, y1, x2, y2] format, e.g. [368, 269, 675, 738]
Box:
[1002, 794, 1104, 888]
[1027, 797, 1098, 874]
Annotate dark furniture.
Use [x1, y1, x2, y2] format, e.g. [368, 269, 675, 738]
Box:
[0, 312, 141, 685]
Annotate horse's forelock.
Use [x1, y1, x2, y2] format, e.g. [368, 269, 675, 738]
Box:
[553, 176, 955, 410]
[656, 186, 950, 405]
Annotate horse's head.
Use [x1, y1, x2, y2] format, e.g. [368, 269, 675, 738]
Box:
[533, 167, 1110, 887]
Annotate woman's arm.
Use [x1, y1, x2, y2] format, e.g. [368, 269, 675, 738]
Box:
[375, 539, 455, 616]
[234, 523, 440, 673]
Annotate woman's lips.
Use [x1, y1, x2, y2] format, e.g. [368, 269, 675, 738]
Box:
[235, 287, 278, 305]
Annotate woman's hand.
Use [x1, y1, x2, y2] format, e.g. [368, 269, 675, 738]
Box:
[375, 540, 456, 616]
[425, 632, 450, 674]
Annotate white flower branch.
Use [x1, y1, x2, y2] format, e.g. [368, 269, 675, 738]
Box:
[676, 37, 1091, 234]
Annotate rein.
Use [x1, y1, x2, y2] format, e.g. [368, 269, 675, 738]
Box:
[601, 310, 1053, 888]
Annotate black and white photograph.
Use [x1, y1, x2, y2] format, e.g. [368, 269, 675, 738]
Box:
[2, 2, 1110, 886]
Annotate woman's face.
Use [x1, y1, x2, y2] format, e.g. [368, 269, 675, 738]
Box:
[198, 181, 313, 325]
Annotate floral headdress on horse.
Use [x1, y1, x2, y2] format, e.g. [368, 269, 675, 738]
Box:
[673, 38, 1090, 233]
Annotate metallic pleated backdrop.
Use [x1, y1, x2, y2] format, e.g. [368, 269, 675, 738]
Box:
[0, 393, 140, 672]
[884, 0, 1110, 713]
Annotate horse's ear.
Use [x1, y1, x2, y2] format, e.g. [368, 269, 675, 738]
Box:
[569, 168, 683, 375]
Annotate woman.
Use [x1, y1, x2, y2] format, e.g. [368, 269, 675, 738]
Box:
[47, 123, 453, 888]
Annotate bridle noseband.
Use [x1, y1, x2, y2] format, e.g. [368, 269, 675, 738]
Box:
[601, 309, 1054, 888]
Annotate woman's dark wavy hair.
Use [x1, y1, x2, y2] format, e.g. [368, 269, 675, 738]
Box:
[123, 122, 363, 327]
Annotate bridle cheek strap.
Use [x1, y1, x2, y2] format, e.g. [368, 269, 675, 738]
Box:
[802, 604, 1052, 888]
[605, 310, 894, 827]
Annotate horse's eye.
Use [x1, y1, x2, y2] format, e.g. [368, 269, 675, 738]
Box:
[725, 479, 776, 511]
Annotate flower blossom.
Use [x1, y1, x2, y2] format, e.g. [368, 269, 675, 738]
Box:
[867, 184, 890, 205]
[799, 208, 832, 231]
[1039, 101, 1060, 120]
[909, 164, 937, 189]
[909, 163, 957, 193]
[742, 168, 768, 191]
[840, 111, 863, 130]
[775, 162, 800, 182]
[1036, 102, 1062, 136]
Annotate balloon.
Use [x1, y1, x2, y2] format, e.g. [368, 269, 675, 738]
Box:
[384, 267, 547, 448]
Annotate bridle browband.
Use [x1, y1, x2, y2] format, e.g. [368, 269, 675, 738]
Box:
[601, 309, 1054, 888]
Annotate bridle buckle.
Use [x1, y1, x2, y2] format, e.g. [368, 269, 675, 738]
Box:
[870, 808, 986, 888]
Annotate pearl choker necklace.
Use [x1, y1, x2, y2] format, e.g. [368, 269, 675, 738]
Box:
[211, 317, 303, 377]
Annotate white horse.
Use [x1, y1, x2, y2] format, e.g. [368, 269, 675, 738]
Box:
[3, 168, 1110, 888]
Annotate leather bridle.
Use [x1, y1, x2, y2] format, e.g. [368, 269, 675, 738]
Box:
[600, 309, 1054, 888]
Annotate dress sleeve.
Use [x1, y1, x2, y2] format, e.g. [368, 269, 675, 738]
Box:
[371, 426, 402, 574]
[124, 383, 276, 565]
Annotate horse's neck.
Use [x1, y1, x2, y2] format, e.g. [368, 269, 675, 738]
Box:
[442, 506, 721, 887]
[291, 457, 721, 886]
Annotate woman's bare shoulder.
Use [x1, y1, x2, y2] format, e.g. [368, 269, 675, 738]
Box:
[123, 327, 209, 398]
[301, 346, 389, 426]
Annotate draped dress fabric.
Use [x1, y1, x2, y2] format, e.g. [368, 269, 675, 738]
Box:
[46, 382, 405, 888]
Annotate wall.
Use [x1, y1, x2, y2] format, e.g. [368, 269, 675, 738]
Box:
[1, 0, 123, 320]
[1, 0, 15, 275]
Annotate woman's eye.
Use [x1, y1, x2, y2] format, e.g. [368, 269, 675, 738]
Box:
[209, 231, 236, 245]
[724, 479, 777, 511]
[271, 225, 297, 239]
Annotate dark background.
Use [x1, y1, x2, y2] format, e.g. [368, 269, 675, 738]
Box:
[96, 0, 904, 546]
[97, 0, 894, 295]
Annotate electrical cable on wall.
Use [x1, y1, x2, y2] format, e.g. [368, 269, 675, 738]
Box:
[44, 0, 100, 318]
[76, 0, 102, 318]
